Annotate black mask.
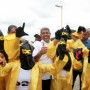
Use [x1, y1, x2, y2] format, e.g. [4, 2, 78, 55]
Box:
[55, 28, 63, 40]
[20, 40, 35, 70]
[61, 29, 69, 42]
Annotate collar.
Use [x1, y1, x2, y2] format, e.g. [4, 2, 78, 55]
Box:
[41, 40, 50, 44]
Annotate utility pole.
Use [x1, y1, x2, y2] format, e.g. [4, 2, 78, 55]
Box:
[55, 5, 63, 28]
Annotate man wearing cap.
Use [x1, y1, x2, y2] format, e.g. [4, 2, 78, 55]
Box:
[34, 34, 41, 42]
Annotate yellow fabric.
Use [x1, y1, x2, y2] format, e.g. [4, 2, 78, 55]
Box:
[72, 32, 80, 38]
[85, 64, 90, 86]
[0, 77, 6, 90]
[39, 55, 69, 78]
[4, 33, 20, 62]
[50, 52, 82, 90]
[46, 40, 59, 60]
[67, 39, 89, 90]
[0, 56, 70, 90]
[56, 52, 74, 85]
[67, 39, 88, 52]
[0, 33, 20, 90]
[0, 57, 7, 90]
[71, 32, 83, 40]
[0, 61, 40, 90]
[81, 59, 90, 90]
[46, 39, 83, 90]
[73, 60, 82, 70]
[50, 78, 72, 90]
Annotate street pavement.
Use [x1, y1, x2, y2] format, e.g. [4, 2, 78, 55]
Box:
[73, 75, 80, 90]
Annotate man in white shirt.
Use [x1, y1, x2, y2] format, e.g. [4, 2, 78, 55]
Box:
[33, 27, 52, 90]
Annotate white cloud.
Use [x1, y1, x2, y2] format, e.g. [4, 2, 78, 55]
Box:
[0, 0, 90, 41]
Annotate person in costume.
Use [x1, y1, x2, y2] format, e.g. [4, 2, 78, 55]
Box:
[0, 36, 82, 90]
[76, 29, 90, 90]
[0, 30, 8, 90]
[46, 25, 83, 90]
[70, 26, 88, 90]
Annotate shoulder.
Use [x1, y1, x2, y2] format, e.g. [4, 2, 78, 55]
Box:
[33, 41, 42, 47]
[4, 33, 16, 40]
[87, 38, 90, 42]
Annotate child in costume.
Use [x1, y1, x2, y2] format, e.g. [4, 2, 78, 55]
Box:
[0, 30, 8, 90]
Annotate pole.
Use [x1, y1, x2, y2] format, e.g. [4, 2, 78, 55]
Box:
[55, 5, 63, 28]
[60, 6, 62, 28]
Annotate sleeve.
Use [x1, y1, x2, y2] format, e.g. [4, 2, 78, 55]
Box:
[46, 41, 58, 60]
[38, 55, 69, 77]
[32, 41, 42, 57]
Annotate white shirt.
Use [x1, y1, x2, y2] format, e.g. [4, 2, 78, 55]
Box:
[33, 40, 53, 80]
[16, 68, 31, 90]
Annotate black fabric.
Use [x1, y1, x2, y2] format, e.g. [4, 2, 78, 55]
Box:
[0, 40, 4, 50]
[73, 48, 83, 61]
[63, 52, 71, 71]
[65, 25, 72, 35]
[20, 40, 35, 70]
[16, 23, 28, 37]
[72, 70, 82, 90]
[56, 38, 67, 60]
[56, 44, 66, 60]
[61, 29, 68, 42]
[0, 30, 4, 36]
[55, 28, 63, 40]
[42, 79, 51, 90]
[61, 25, 71, 42]
[56, 38, 71, 71]
[55, 25, 71, 40]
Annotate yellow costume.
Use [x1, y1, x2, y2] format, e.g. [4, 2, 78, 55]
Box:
[81, 50, 90, 90]
[0, 32, 72, 90]
[0, 33, 20, 90]
[46, 40, 82, 90]
[0, 54, 72, 90]
[4, 33, 20, 62]
[66, 38, 89, 90]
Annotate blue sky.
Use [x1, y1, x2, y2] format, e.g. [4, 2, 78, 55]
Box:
[0, 0, 90, 41]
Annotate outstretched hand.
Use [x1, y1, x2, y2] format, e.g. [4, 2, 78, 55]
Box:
[16, 22, 28, 37]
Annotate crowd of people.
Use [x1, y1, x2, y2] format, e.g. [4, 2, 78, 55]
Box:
[0, 23, 90, 90]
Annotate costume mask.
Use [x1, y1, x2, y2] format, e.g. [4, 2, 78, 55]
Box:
[20, 40, 35, 70]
